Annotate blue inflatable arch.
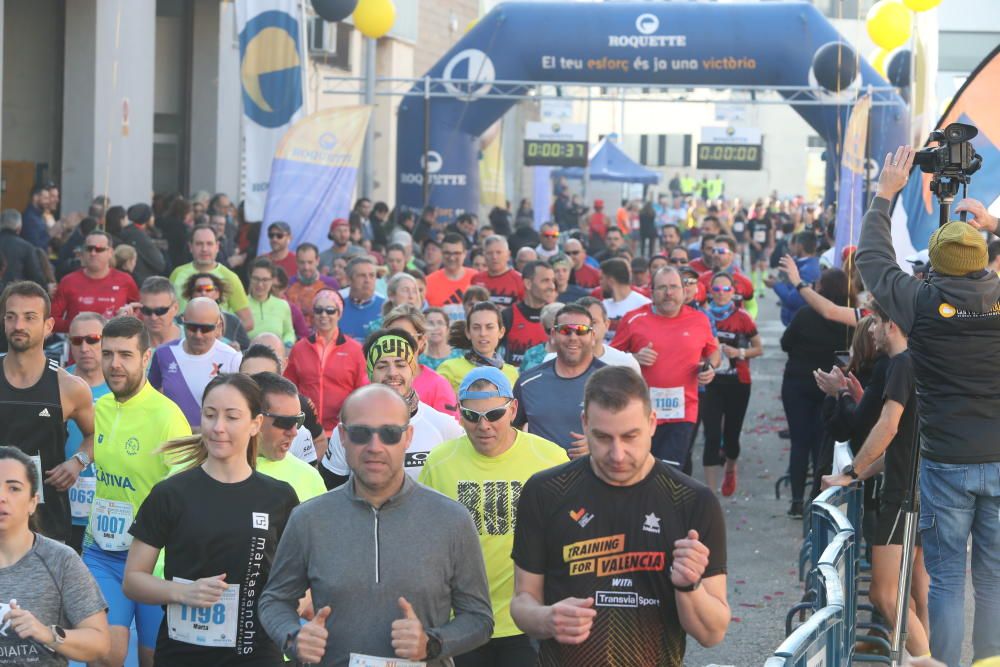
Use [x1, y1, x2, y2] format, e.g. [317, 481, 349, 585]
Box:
[396, 1, 907, 221]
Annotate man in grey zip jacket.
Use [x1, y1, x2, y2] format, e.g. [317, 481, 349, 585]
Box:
[260, 384, 493, 666]
[856, 145, 1000, 666]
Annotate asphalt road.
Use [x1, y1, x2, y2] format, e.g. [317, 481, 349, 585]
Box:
[682, 293, 976, 667]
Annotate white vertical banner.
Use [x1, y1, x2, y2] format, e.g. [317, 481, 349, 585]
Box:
[235, 0, 306, 221]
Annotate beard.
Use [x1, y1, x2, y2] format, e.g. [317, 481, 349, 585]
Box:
[5, 334, 35, 352]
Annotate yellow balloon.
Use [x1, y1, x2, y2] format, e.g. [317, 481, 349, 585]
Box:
[869, 48, 891, 78]
[866, 0, 913, 51]
[903, 0, 941, 10]
[353, 0, 396, 39]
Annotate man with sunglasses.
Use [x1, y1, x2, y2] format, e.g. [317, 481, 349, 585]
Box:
[50, 230, 140, 332]
[535, 222, 561, 261]
[250, 371, 326, 502]
[260, 384, 493, 666]
[87, 315, 191, 667]
[320, 329, 462, 489]
[420, 367, 567, 666]
[265, 221, 298, 279]
[513, 305, 605, 457]
[564, 238, 600, 289]
[118, 276, 181, 347]
[64, 312, 110, 552]
[696, 236, 756, 319]
[148, 297, 242, 428]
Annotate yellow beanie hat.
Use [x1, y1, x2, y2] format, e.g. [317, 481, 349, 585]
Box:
[927, 221, 987, 276]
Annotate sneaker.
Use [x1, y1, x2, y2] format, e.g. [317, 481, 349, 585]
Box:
[787, 500, 804, 518]
[721, 464, 738, 497]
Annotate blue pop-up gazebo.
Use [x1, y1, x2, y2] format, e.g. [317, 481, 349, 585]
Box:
[553, 137, 661, 185]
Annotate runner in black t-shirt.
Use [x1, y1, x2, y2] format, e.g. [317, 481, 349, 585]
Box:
[510, 366, 729, 666]
[820, 302, 929, 656]
[123, 374, 299, 666]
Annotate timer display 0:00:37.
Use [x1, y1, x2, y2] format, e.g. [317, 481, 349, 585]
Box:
[523, 140, 588, 166]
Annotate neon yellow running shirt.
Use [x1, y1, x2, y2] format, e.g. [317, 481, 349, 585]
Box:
[87, 381, 191, 551]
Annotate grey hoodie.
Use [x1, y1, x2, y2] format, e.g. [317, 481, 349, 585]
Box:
[857, 197, 1000, 462]
[259, 474, 494, 666]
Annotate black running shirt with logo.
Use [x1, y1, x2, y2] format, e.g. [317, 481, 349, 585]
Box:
[512, 457, 726, 666]
[0, 357, 70, 542]
[130, 467, 298, 665]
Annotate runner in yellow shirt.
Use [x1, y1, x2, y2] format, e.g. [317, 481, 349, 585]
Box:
[419, 367, 568, 666]
[250, 371, 326, 502]
[82, 316, 191, 667]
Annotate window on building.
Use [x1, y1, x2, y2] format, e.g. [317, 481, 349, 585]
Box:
[308, 17, 352, 70]
[623, 134, 691, 167]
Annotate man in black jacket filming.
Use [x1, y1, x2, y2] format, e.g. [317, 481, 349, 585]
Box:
[856, 145, 1000, 667]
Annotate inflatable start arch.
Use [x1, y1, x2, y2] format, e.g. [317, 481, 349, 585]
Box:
[396, 1, 907, 221]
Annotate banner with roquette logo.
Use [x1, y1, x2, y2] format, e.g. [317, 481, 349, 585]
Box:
[257, 106, 373, 257]
[236, 0, 306, 221]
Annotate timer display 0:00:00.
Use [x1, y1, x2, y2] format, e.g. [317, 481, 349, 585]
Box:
[525, 141, 587, 159]
[698, 144, 760, 162]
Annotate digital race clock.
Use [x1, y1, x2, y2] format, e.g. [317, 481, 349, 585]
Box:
[696, 143, 763, 171]
[523, 139, 589, 167]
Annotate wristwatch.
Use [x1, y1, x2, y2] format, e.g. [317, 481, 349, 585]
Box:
[282, 629, 299, 658]
[72, 451, 90, 468]
[795, 281, 809, 292]
[46, 625, 66, 648]
[673, 578, 701, 593]
[425, 630, 443, 660]
[843, 464, 859, 480]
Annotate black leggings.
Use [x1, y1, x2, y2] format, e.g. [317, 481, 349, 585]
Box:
[454, 634, 537, 667]
[701, 381, 752, 466]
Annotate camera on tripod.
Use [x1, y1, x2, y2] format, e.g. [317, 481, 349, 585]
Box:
[912, 122, 983, 225]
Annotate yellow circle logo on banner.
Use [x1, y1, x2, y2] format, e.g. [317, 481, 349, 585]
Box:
[353, 0, 397, 39]
[939, 303, 956, 318]
[866, 0, 913, 51]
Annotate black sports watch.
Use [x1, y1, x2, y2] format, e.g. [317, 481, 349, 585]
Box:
[795, 281, 809, 292]
[674, 578, 701, 593]
[843, 464, 859, 480]
[425, 630, 443, 660]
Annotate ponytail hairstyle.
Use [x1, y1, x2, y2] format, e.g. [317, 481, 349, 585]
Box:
[160, 374, 263, 470]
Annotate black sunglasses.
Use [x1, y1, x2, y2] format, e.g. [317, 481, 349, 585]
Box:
[313, 306, 340, 316]
[140, 305, 172, 317]
[263, 411, 305, 430]
[459, 400, 512, 424]
[70, 334, 102, 346]
[268, 232, 287, 239]
[183, 322, 216, 334]
[344, 424, 408, 445]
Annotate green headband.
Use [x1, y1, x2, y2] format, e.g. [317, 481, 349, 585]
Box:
[366, 334, 416, 377]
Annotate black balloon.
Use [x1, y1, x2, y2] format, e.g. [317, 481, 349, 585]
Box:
[811, 41, 859, 92]
[887, 49, 912, 88]
[312, 0, 357, 22]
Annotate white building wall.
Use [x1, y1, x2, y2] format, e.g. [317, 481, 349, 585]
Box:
[62, 0, 155, 214]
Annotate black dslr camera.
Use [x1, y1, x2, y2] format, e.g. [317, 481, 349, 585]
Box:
[912, 122, 983, 225]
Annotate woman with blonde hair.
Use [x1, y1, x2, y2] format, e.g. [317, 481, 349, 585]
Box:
[123, 374, 298, 665]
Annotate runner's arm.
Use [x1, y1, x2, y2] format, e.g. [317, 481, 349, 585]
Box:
[510, 566, 553, 639]
[123, 540, 187, 605]
[46, 373, 95, 490]
[49, 612, 110, 662]
[235, 306, 255, 332]
[675, 574, 730, 647]
[798, 286, 859, 327]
